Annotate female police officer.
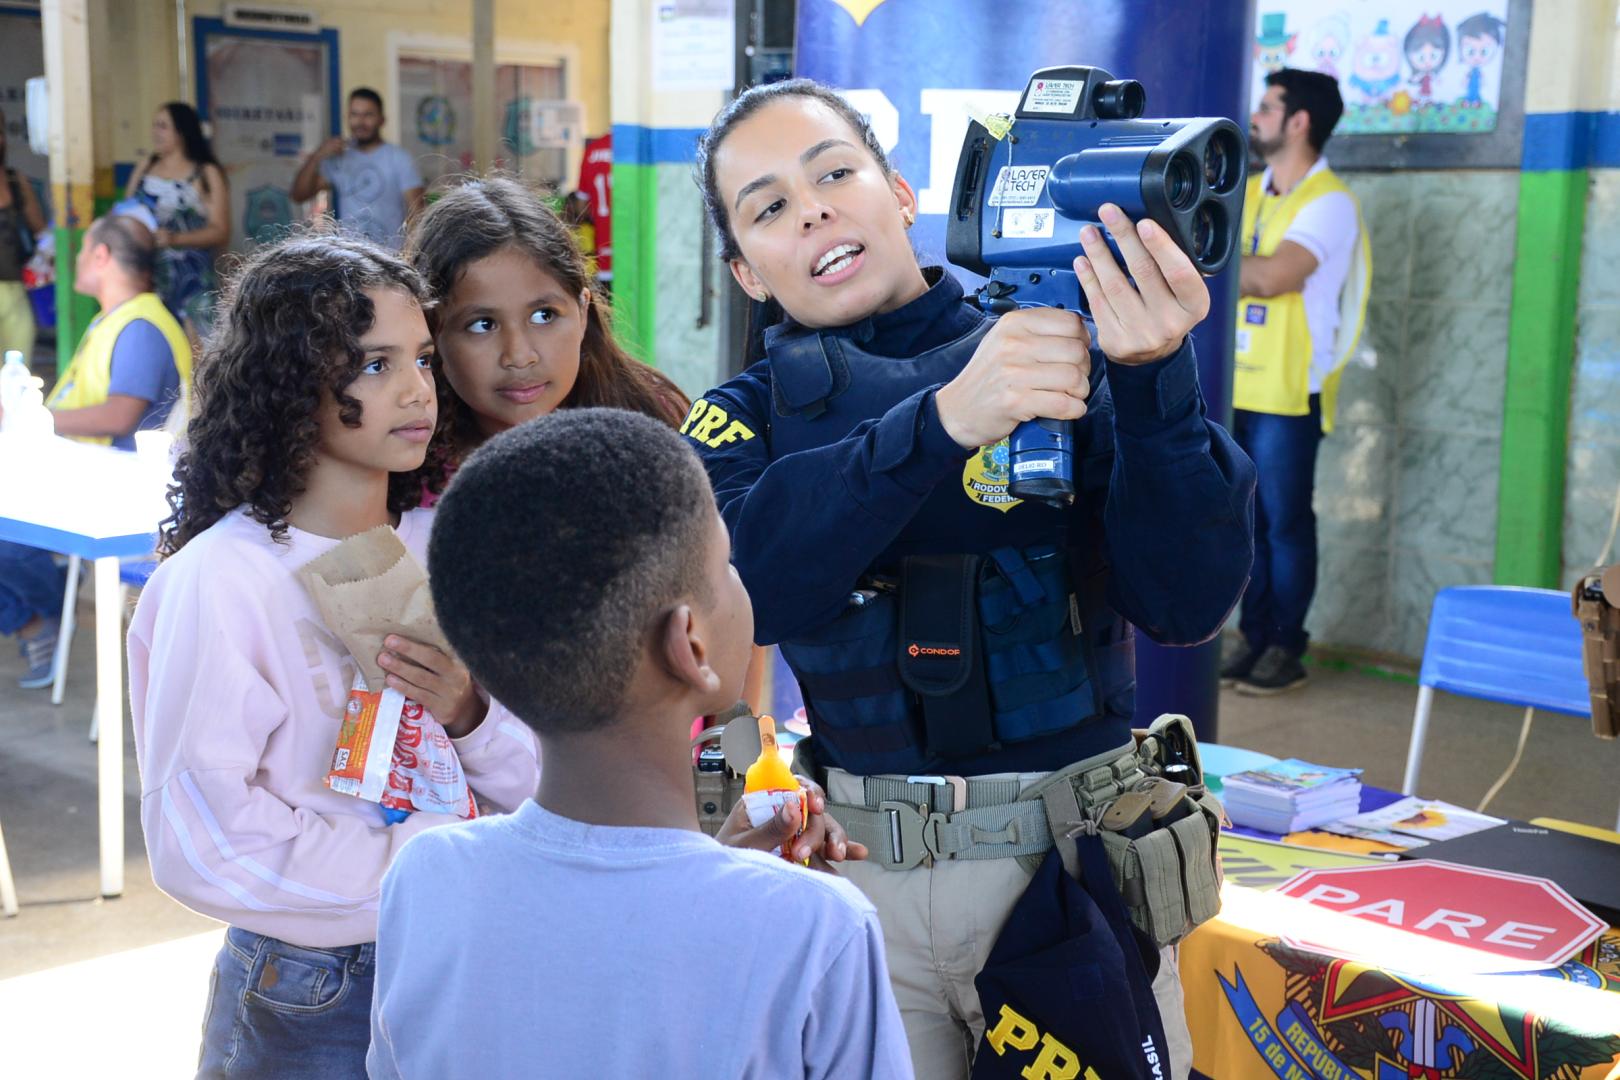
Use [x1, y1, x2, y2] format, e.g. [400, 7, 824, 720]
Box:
[687, 80, 1255, 1080]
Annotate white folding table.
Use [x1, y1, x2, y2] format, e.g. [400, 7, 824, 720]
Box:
[0, 436, 169, 897]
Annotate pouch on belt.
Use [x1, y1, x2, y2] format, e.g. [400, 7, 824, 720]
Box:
[1032, 713, 1225, 950]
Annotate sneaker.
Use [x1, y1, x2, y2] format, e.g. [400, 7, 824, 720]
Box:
[1219, 641, 1263, 687]
[1234, 646, 1308, 696]
[17, 619, 59, 690]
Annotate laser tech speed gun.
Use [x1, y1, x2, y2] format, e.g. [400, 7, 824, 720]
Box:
[946, 65, 1247, 507]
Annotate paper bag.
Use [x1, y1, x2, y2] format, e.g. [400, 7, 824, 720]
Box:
[302, 526, 475, 821]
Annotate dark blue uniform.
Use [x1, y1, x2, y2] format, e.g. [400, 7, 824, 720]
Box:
[685, 269, 1255, 778]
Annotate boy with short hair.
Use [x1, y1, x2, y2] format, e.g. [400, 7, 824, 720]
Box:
[369, 408, 912, 1079]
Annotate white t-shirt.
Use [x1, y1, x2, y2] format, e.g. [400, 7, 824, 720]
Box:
[1261, 158, 1360, 392]
[369, 800, 914, 1080]
[319, 141, 423, 251]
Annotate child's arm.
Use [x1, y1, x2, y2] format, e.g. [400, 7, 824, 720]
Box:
[375, 634, 540, 813]
[450, 697, 541, 813]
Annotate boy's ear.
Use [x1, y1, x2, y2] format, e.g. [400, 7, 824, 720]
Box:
[658, 604, 722, 696]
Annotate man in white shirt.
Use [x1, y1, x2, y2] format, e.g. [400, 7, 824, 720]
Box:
[292, 88, 425, 251]
[1224, 69, 1368, 695]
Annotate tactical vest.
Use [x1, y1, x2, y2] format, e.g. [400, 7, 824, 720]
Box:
[763, 319, 1133, 777]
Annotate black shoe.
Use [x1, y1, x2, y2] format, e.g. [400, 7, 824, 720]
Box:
[1219, 641, 1262, 686]
[1235, 646, 1308, 695]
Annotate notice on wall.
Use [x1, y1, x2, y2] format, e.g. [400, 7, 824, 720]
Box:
[205, 34, 331, 247]
[1251, 2, 1510, 134]
[652, 0, 735, 92]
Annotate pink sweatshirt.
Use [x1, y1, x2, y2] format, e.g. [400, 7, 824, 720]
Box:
[128, 507, 541, 948]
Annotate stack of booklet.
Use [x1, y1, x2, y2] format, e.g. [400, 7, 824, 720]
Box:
[1221, 759, 1363, 833]
[1319, 797, 1503, 849]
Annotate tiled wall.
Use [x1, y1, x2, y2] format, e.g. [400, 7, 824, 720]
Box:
[650, 165, 724, 399]
[1308, 170, 1519, 659]
[1562, 171, 1620, 586]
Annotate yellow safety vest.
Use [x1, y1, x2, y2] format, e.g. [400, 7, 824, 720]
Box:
[47, 292, 193, 445]
[1233, 167, 1370, 433]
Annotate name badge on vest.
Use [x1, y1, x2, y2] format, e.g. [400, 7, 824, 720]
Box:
[1244, 303, 1268, 326]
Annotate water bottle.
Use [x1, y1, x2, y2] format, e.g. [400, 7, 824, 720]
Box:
[12, 377, 54, 440]
[1, 350, 31, 431]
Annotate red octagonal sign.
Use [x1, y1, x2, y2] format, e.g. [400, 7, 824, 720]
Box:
[1272, 860, 1606, 970]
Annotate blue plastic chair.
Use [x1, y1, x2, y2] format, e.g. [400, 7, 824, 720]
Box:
[1402, 585, 1595, 818]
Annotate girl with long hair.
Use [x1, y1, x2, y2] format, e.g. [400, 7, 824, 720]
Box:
[406, 175, 687, 481]
[130, 233, 539, 1077]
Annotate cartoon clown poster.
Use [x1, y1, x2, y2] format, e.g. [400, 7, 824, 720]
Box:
[1250, 2, 1509, 135]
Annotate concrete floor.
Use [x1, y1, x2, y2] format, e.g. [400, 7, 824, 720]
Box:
[0, 606, 1617, 1068]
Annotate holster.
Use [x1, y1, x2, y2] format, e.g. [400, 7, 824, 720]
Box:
[691, 725, 745, 837]
[1030, 713, 1225, 949]
[1573, 565, 1620, 739]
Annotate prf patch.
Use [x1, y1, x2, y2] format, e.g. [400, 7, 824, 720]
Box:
[962, 437, 1023, 513]
[984, 1004, 1102, 1080]
[679, 398, 756, 450]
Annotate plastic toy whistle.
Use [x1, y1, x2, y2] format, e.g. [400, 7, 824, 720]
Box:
[741, 715, 808, 862]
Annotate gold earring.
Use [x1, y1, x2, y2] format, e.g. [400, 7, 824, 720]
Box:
[903, 208, 915, 227]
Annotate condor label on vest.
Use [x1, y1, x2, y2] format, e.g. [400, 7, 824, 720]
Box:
[963, 437, 1023, 513]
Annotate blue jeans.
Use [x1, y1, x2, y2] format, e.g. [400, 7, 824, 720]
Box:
[196, 927, 374, 1079]
[0, 539, 66, 636]
[1232, 397, 1323, 657]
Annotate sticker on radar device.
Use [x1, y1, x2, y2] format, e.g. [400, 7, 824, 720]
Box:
[1022, 78, 1083, 113]
[987, 166, 1049, 207]
[1001, 208, 1056, 239]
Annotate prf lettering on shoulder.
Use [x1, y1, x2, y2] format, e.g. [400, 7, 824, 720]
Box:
[679, 398, 755, 450]
[984, 1004, 1101, 1080]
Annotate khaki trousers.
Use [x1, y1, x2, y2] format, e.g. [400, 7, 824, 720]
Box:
[829, 768, 1192, 1080]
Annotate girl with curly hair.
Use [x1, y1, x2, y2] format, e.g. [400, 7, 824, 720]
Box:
[127, 234, 540, 1078]
[405, 175, 688, 483]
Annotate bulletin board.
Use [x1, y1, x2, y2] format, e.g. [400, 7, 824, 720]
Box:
[1249, 0, 1531, 169]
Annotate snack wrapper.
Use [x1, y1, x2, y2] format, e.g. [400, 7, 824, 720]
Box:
[741, 788, 809, 859]
[302, 527, 476, 823]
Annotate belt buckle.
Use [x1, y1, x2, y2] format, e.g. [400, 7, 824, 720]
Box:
[877, 800, 931, 870]
[906, 773, 968, 812]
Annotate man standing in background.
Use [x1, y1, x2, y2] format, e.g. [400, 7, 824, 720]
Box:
[292, 88, 425, 251]
[1224, 69, 1370, 696]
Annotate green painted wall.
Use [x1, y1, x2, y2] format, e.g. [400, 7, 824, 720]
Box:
[1495, 168, 1588, 587]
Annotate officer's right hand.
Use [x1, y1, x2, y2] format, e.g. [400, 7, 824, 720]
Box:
[933, 307, 1093, 450]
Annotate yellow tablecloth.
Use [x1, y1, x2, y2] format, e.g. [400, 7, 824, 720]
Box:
[1182, 837, 1620, 1079]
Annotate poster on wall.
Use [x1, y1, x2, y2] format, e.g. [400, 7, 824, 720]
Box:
[203, 30, 333, 249]
[396, 58, 570, 191]
[0, 8, 49, 219]
[1251, 3, 1510, 135]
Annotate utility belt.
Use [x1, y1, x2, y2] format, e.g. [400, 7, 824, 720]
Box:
[818, 713, 1225, 949]
[784, 544, 1106, 775]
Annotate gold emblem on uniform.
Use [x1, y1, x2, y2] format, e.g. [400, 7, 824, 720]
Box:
[962, 437, 1023, 513]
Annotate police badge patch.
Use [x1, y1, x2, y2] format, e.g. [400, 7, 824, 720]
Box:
[963, 437, 1024, 513]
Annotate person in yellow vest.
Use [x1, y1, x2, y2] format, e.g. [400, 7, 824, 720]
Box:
[1224, 70, 1370, 695]
[0, 213, 191, 689]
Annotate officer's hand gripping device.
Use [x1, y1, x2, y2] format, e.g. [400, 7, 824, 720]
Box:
[946, 65, 1247, 507]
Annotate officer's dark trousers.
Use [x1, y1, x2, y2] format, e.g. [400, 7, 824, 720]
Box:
[1233, 395, 1324, 658]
